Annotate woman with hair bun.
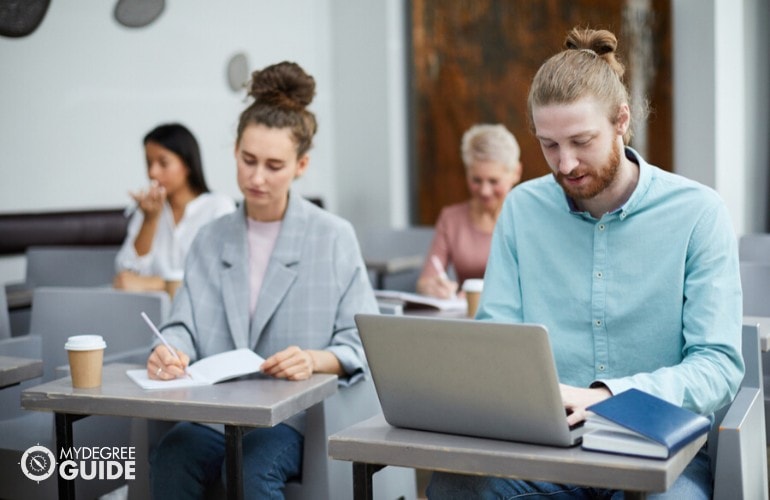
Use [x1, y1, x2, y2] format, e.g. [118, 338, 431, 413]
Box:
[113, 123, 235, 295]
[147, 62, 377, 498]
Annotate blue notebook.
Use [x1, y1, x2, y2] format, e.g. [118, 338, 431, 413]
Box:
[582, 388, 711, 459]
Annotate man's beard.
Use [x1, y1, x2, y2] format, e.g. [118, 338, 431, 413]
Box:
[554, 140, 622, 200]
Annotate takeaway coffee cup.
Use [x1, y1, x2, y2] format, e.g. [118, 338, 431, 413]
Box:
[164, 270, 184, 298]
[462, 279, 484, 318]
[65, 335, 107, 388]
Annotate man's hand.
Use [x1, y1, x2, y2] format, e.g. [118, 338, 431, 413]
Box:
[560, 383, 612, 427]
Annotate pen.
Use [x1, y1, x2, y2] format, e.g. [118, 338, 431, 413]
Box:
[431, 255, 450, 281]
[140, 311, 190, 378]
[430, 255, 458, 299]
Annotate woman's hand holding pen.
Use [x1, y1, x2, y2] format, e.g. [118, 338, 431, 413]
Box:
[423, 275, 459, 299]
[422, 255, 458, 299]
[147, 344, 190, 380]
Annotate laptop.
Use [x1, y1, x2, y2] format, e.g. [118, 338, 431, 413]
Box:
[355, 313, 585, 447]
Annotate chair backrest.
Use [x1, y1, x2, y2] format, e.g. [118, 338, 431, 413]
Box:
[283, 377, 417, 500]
[740, 261, 770, 316]
[710, 323, 768, 500]
[739, 233, 770, 263]
[359, 226, 435, 292]
[25, 245, 120, 288]
[0, 286, 11, 340]
[29, 286, 169, 382]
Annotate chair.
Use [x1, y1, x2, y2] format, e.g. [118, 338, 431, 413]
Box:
[7, 245, 121, 336]
[0, 285, 11, 340]
[739, 233, 770, 263]
[24, 245, 120, 288]
[0, 286, 169, 500]
[710, 323, 768, 500]
[740, 261, 770, 317]
[358, 226, 435, 292]
[739, 261, 770, 442]
[284, 377, 417, 500]
[198, 377, 417, 500]
[29, 287, 169, 382]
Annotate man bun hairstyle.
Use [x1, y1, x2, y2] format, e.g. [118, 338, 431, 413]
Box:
[528, 27, 635, 143]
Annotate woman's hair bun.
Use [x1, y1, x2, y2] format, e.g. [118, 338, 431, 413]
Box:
[248, 61, 315, 111]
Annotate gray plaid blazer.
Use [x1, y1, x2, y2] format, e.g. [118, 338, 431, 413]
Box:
[159, 193, 376, 384]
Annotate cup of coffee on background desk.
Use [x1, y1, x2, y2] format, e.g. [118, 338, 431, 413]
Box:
[164, 270, 184, 298]
[462, 279, 484, 318]
[65, 335, 107, 388]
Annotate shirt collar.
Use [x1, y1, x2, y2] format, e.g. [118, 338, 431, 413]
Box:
[564, 146, 653, 221]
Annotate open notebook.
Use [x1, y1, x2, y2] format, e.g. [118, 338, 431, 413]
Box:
[126, 348, 266, 389]
[374, 290, 466, 311]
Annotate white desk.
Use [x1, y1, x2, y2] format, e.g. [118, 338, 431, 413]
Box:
[22, 363, 338, 500]
[329, 414, 706, 500]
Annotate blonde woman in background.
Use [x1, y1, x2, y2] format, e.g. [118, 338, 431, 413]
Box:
[416, 124, 522, 298]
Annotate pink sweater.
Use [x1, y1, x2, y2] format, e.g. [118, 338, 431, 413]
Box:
[419, 201, 493, 285]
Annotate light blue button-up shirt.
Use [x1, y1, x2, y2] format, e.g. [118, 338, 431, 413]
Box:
[478, 148, 743, 415]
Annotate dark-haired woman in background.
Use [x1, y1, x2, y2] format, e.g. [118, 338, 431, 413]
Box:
[146, 63, 376, 498]
[113, 123, 235, 295]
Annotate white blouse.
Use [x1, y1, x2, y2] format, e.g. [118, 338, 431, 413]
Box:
[115, 192, 236, 279]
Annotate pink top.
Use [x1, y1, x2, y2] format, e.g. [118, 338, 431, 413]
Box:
[419, 201, 493, 286]
[247, 218, 282, 317]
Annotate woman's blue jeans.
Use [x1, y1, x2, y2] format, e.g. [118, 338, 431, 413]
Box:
[150, 421, 303, 499]
[426, 448, 712, 499]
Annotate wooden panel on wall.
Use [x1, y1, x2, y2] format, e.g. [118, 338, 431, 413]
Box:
[411, 0, 671, 225]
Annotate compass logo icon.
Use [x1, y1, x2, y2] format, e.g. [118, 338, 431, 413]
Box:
[20, 444, 57, 482]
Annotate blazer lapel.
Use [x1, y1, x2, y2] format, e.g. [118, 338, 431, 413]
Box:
[220, 210, 251, 349]
[249, 194, 306, 349]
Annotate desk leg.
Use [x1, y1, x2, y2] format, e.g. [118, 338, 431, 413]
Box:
[624, 491, 647, 500]
[353, 462, 385, 500]
[376, 272, 385, 290]
[224, 425, 245, 500]
[55, 413, 86, 500]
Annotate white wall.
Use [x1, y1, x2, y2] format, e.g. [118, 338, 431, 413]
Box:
[673, 0, 769, 236]
[0, 0, 336, 215]
[330, 0, 409, 229]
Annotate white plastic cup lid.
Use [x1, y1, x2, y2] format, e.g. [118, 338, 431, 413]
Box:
[462, 279, 484, 293]
[163, 270, 184, 281]
[65, 335, 107, 351]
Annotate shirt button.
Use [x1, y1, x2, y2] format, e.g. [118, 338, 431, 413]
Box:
[598, 364, 606, 372]
[596, 271, 603, 279]
[598, 224, 606, 231]
[595, 320, 602, 327]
